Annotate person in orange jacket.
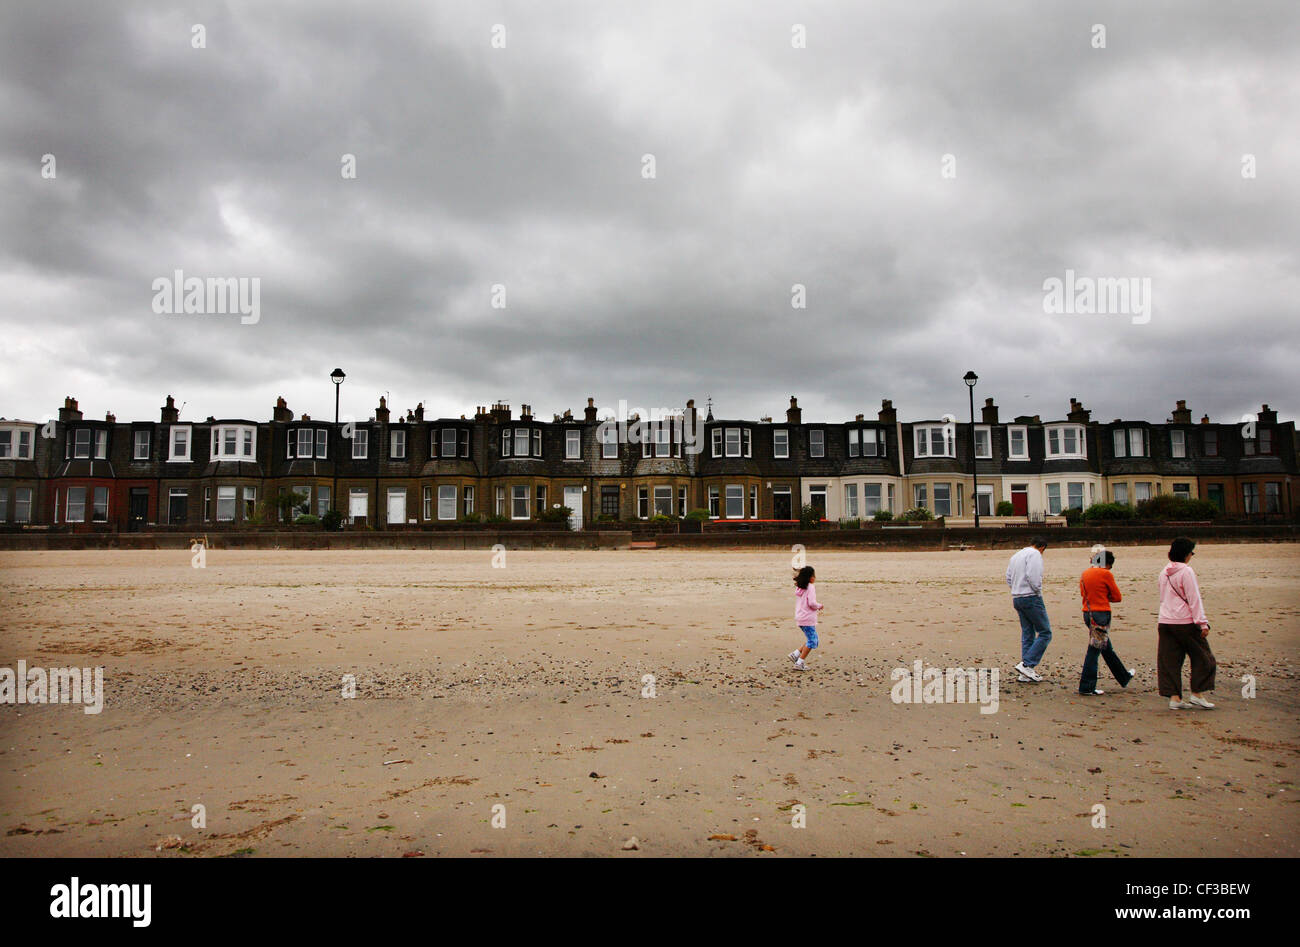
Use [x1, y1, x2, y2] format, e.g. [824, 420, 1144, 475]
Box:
[1078, 546, 1134, 696]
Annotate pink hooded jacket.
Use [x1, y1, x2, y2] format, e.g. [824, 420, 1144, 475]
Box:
[1158, 561, 1208, 628]
[795, 583, 823, 626]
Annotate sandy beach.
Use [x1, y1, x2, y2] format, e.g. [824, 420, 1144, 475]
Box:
[1, 544, 1296, 857]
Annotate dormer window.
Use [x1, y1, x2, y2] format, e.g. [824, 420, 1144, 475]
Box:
[601, 426, 618, 459]
[566, 429, 581, 459]
[501, 427, 542, 458]
[973, 426, 991, 459]
[212, 424, 256, 459]
[287, 427, 327, 459]
[434, 427, 470, 458]
[390, 429, 407, 459]
[809, 430, 824, 458]
[0, 426, 34, 460]
[352, 428, 369, 459]
[1112, 427, 1146, 458]
[1007, 425, 1028, 460]
[168, 425, 191, 462]
[848, 428, 886, 458]
[73, 428, 91, 459]
[1045, 423, 1086, 459]
[133, 429, 150, 460]
[773, 429, 789, 459]
[914, 425, 955, 458]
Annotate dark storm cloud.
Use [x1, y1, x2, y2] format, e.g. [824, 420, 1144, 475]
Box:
[1, 0, 1296, 429]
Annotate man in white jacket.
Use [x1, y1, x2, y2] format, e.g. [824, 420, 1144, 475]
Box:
[1006, 537, 1051, 682]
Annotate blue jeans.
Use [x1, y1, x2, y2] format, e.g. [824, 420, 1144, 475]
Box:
[799, 625, 819, 649]
[1079, 611, 1132, 693]
[1013, 594, 1052, 668]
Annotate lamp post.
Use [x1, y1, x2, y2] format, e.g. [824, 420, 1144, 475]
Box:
[964, 371, 979, 527]
[330, 368, 345, 524]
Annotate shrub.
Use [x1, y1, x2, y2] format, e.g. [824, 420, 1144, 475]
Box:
[1082, 502, 1134, 522]
[321, 509, 344, 531]
[995, 500, 1016, 517]
[898, 507, 933, 522]
[1135, 494, 1220, 521]
[485, 513, 509, 524]
[799, 504, 821, 529]
[1063, 507, 1084, 526]
[684, 508, 711, 522]
[276, 489, 309, 523]
[536, 506, 573, 527]
[595, 513, 619, 523]
[461, 511, 485, 524]
[293, 513, 321, 526]
[872, 509, 893, 522]
[649, 513, 673, 524]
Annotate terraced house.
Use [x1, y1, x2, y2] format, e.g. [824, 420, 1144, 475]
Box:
[1, 393, 1294, 531]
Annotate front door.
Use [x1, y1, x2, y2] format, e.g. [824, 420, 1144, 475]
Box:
[809, 488, 827, 519]
[387, 488, 407, 526]
[349, 489, 368, 525]
[563, 486, 583, 530]
[1011, 485, 1028, 516]
[129, 489, 149, 530]
[773, 489, 792, 520]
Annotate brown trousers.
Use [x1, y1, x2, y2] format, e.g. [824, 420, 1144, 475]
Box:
[1156, 622, 1216, 697]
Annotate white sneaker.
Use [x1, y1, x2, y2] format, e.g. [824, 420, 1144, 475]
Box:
[795, 659, 808, 671]
[1169, 699, 1191, 710]
[788, 650, 800, 665]
[1080, 689, 1104, 696]
[1014, 662, 1043, 682]
[1188, 695, 1216, 709]
[1017, 674, 1036, 683]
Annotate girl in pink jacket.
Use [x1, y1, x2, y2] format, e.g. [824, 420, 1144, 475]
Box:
[789, 565, 826, 671]
[1156, 537, 1216, 709]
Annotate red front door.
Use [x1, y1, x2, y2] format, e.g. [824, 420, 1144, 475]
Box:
[1011, 487, 1028, 516]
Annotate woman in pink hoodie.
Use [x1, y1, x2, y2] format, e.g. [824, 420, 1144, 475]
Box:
[789, 565, 825, 671]
[1157, 537, 1216, 709]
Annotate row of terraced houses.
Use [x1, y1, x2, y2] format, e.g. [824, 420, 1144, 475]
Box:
[0, 393, 1296, 532]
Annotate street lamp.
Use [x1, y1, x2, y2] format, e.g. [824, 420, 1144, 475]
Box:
[964, 371, 980, 527]
[331, 368, 346, 424]
[330, 368, 345, 526]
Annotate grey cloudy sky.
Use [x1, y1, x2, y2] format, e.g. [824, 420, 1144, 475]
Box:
[2, 0, 1297, 428]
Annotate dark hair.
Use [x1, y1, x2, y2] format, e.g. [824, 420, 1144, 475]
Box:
[793, 565, 815, 589]
[1168, 537, 1196, 563]
[1101, 551, 1116, 568]
[1031, 536, 1048, 549]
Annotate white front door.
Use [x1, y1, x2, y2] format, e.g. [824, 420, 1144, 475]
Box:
[564, 486, 583, 530]
[349, 489, 368, 523]
[387, 488, 407, 525]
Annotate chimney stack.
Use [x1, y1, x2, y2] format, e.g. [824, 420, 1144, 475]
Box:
[1171, 399, 1192, 425]
[584, 397, 598, 423]
[877, 399, 897, 424]
[490, 402, 512, 422]
[1200, 414, 1210, 425]
[1067, 398, 1091, 423]
[521, 403, 532, 420]
[414, 402, 424, 422]
[786, 396, 801, 425]
[981, 397, 999, 425]
[855, 413, 864, 422]
[375, 396, 390, 424]
[1258, 404, 1277, 425]
[105, 411, 116, 424]
[272, 396, 291, 424]
[59, 396, 83, 423]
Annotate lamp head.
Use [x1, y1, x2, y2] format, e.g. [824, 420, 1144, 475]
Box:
[331, 368, 346, 386]
[963, 371, 978, 388]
